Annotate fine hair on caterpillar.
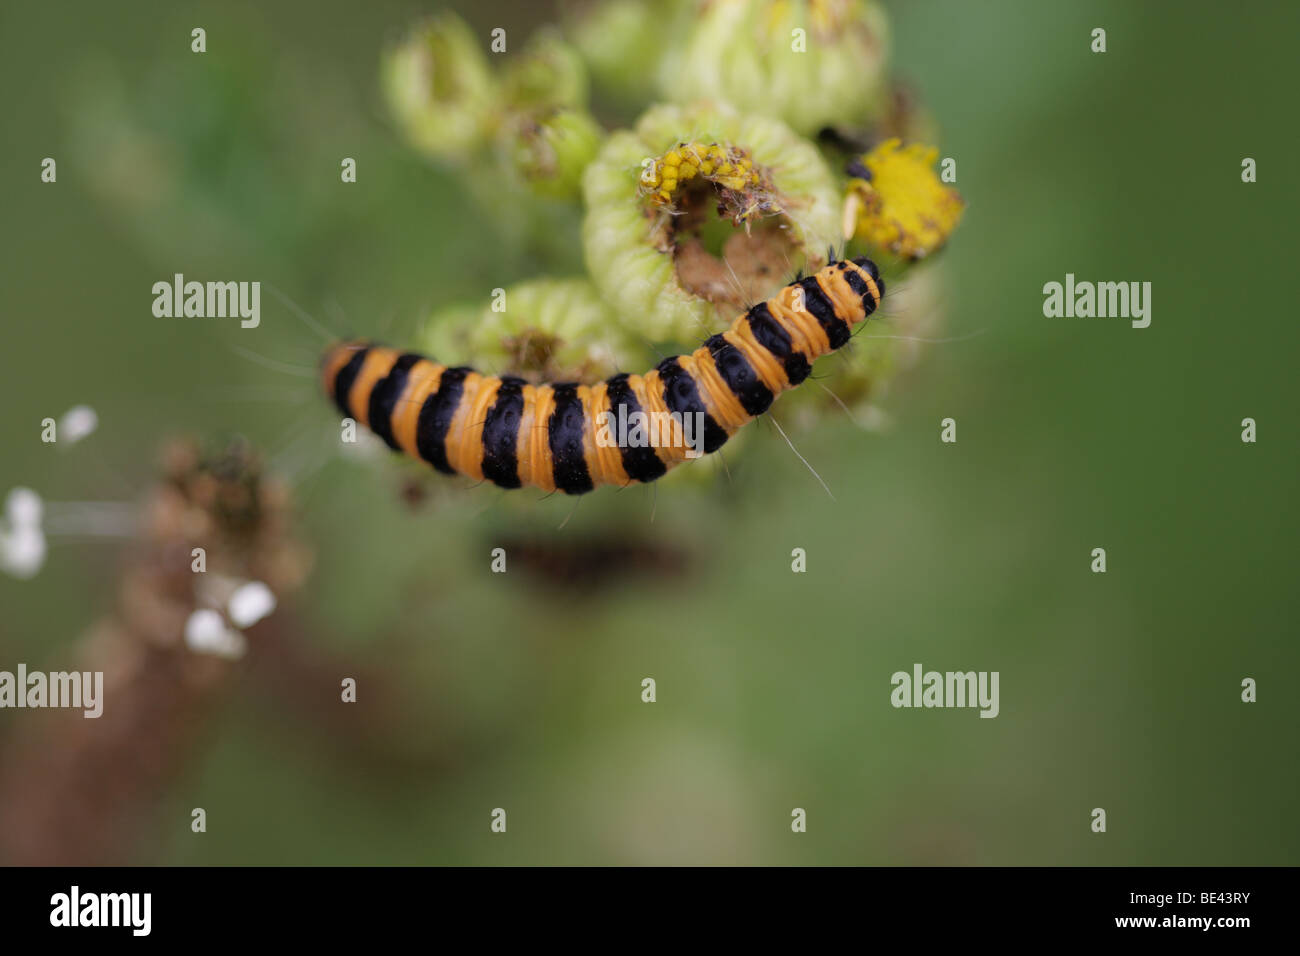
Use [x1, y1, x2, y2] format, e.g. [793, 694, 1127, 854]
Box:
[320, 256, 885, 496]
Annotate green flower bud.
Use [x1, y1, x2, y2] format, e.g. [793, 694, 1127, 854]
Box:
[419, 278, 652, 383]
[382, 14, 497, 162]
[582, 102, 841, 343]
[660, 0, 890, 137]
[506, 107, 605, 200]
[501, 28, 589, 113]
[567, 0, 692, 109]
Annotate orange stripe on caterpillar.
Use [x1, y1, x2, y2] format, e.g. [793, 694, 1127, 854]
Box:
[321, 257, 884, 495]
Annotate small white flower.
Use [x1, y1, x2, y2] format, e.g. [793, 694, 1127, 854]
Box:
[228, 580, 277, 629]
[1, 488, 47, 579]
[5, 487, 43, 529]
[183, 608, 248, 660]
[58, 405, 99, 445]
[0, 525, 47, 579]
[184, 578, 277, 659]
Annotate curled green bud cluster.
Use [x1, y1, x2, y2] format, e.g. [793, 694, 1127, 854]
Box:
[566, 0, 693, 109]
[659, 0, 890, 137]
[382, 14, 496, 162]
[500, 28, 589, 113]
[420, 278, 651, 384]
[583, 102, 840, 342]
[497, 31, 604, 198]
[506, 108, 606, 200]
[383, 14, 605, 201]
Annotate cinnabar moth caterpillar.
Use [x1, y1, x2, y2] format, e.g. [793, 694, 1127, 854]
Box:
[321, 257, 884, 495]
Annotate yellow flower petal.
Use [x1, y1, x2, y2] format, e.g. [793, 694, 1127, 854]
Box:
[847, 139, 963, 260]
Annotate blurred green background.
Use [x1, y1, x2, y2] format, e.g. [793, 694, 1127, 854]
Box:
[1, 0, 1297, 864]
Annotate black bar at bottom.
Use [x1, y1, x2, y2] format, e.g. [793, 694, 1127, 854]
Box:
[0, 865, 1284, 941]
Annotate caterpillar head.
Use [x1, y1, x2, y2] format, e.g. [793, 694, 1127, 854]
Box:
[850, 255, 886, 313]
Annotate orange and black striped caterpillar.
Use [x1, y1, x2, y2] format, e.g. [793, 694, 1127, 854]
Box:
[320, 256, 884, 495]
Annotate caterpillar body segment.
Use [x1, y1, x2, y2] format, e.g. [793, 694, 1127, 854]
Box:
[322, 257, 884, 495]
